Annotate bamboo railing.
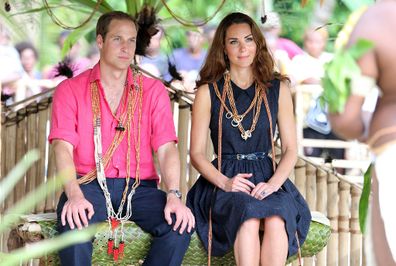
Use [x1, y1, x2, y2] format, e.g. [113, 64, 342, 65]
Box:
[1, 85, 366, 265]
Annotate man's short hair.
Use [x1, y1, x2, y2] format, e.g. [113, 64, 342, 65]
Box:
[96, 11, 138, 40]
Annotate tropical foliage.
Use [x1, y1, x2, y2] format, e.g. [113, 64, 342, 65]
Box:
[0, 150, 97, 266]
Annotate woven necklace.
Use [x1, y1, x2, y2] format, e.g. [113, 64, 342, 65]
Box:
[107, 83, 128, 132]
[212, 72, 264, 140]
[78, 69, 143, 261]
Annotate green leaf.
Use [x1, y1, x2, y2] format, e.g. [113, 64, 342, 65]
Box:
[61, 24, 96, 59]
[68, 0, 114, 13]
[0, 169, 71, 233]
[125, 0, 141, 15]
[0, 224, 98, 266]
[349, 39, 375, 60]
[0, 8, 28, 40]
[359, 164, 372, 233]
[340, 0, 374, 11]
[0, 150, 40, 203]
[321, 38, 374, 113]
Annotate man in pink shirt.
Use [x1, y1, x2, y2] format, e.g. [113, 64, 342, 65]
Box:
[49, 11, 194, 266]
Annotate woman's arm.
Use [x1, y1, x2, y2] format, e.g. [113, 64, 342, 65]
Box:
[268, 81, 298, 189]
[190, 84, 255, 193]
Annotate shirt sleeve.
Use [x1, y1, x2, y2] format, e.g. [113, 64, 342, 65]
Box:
[48, 79, 79, 147]
[150, 80, 178, 151]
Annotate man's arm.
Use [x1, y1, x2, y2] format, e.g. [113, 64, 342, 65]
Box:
[53, 139, 94, 230]
[157, 142, 195, 234]
[328, 8, 379, 140]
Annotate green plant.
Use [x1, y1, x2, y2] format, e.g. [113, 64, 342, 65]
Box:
[0, 150, 97, 266]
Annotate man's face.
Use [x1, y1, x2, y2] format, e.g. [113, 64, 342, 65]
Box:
[97, 19, 137, 70]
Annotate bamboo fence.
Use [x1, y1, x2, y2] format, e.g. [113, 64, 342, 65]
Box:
[1, 85, 366, 265]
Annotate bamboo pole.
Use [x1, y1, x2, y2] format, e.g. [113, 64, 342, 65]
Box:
[290, 159, 306, 266]
[338, 181, 351, 266]
[306, 164, 317, 209]
[327, 172, 339, 266]
[14, 113, 27, 204]
[304, 163, 317, 266]
[25, 111, 38, 214]
[188, 163, 198, 189]
[316, 168, 328, 266]
[4, 122, 17, 210]
[2, 121, 16, 253]
[350, 186, 362, 266]
[45, 105, 57, 212]
[45, 144, 57, 212]
[294, 158, 306, 198]
[35, 103, 49, 213]
[177, 98, 190, 199]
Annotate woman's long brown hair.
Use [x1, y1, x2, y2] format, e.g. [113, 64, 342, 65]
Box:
[196, 12, 289, 89]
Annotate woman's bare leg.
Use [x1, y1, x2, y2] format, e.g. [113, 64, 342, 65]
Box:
[234, 218, 260, 266]
[260, 216, 287, 266]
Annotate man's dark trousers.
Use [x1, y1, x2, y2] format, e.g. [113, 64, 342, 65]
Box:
[57, 178, 191, 266]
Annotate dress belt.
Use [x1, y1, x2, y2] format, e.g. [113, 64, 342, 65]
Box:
[221, 152, 268, 160]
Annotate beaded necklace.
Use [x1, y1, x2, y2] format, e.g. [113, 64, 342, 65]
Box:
[212, 72, 263, 140]
[78, 69, 143, 261]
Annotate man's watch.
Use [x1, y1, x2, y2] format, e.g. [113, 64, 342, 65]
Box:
[168, 189, 182, 199]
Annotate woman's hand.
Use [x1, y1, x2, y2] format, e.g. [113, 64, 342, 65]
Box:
[251, 182, 279, 200]
[223, 173, 255, 194]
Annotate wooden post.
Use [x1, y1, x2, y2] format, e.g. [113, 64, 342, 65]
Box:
[4, 122, 17, 210]
[188, 163, 198, 189]
[327, 173, 339, 266]
[177, 99, 190, 199]
[304, 163, 317, 266]
[306, 164, 317, 209]
[14, 113, 27, 205]
[291, 159, 306, 266]
[294, 158, 306, 197]
[350, 186, 362, 266]
[316, 168, 328, 266]
[35, 102, 49, 213]
[26, 111, 38, 214]
[338, 181, 351, 266]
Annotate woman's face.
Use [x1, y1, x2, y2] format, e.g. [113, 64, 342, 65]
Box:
[224, 23, 257, 69]
[20, 48, 37, 73]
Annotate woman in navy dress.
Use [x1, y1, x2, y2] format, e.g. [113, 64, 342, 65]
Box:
[187, 12, 311, 266]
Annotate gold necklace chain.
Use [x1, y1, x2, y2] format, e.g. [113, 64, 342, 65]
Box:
[213, 72, 259, 128]
[213, 72, 264, 140]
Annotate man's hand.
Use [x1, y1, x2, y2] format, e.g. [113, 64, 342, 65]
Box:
[61, 195, 94, 230]
[164, 194, 195, 234]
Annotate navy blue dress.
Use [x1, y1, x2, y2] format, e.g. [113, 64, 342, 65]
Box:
[186, 77, 311, 257]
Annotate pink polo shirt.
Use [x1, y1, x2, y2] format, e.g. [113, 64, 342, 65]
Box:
[49, 62, 178, 180]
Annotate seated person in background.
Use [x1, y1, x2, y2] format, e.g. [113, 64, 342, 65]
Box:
[261, 12, 304, 60]
[291, 27, 344, 163]
[0, 21, 24, 104]
[139, 27, 168, 79]
[14, 42, 58, 102]
[166, 26, 207, 93]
